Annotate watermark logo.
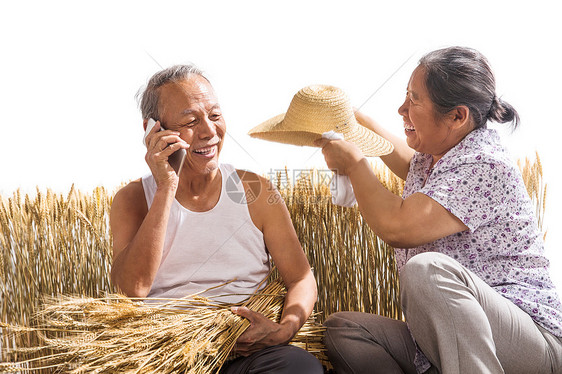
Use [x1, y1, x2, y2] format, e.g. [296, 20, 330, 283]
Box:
[225, 170, 261, 204]
[226, 168, 339, 205]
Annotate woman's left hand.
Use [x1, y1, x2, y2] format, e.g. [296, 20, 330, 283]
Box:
[314, 138, 364, 176]
[231, 306, 292, 356]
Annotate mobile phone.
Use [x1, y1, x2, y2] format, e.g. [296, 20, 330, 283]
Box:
[143, 118, 187, 176]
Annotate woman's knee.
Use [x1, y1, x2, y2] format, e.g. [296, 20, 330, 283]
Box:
[323, 312, 363, 352]
[324, 312, 408, 347]
[324, 312, 417, 373]
[324, 311, 365, 329]
[400, 252, 457, 311]
[400, 252, 450, 292]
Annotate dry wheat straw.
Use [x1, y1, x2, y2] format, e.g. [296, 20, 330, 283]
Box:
[1, 279, 324, 373]
[1, 157, 546, 372]
[280, 163, 404, 321]
[1, 186, 114, 370]
[518, 153, 547, 235]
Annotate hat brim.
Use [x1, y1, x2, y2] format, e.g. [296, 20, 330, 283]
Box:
[248, 113, 394, 157]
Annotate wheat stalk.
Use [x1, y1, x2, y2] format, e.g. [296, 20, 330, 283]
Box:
[1, 158, 545, 371]
[0, 279, 325, 373]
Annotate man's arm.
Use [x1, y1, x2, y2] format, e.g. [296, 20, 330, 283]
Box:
[111, 120, 187, 297]
[232, 174, 317, 356]
[110, 179, 176, 297]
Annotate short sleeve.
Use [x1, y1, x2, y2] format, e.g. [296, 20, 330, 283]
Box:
[418, 160, 514, 232]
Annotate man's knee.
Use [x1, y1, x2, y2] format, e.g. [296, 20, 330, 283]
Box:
[256, 345, 323, 374]
[223, 345, 322, 374]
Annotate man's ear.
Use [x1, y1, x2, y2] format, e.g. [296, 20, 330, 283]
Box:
[143, 118, 148, 131]
[447, 105, 471, 130]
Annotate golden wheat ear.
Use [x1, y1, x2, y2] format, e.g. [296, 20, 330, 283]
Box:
[0, 278, 326, 373]
[1, 157, 545, 371]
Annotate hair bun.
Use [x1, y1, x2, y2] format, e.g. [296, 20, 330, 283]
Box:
[487, 95, 520, 128]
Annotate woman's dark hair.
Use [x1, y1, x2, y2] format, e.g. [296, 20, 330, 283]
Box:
[419, 46, 520, 130]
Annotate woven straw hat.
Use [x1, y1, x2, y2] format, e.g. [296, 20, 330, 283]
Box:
[248, 84, 394, 157]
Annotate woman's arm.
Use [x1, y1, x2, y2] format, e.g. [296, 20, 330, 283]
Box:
[348, 158, 468, 247]
[355, 110, 414, 180]
[315, 139, 467, 247]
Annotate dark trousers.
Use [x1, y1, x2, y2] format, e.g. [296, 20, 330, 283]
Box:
[324, 312, 418, 374]
[220, 344, 323, 374]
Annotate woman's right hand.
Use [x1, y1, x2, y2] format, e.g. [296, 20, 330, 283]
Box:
[143, 121, 189, 190]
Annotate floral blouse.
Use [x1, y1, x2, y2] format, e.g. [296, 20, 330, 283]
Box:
[397, 126, 562, 338]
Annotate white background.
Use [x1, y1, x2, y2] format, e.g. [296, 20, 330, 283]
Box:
[1, 1, 561, 288]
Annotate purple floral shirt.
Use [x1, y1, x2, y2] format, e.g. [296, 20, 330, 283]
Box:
[397, 127, 562, 337]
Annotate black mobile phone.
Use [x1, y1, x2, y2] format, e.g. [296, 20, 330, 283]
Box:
[143, 118, 187, 175]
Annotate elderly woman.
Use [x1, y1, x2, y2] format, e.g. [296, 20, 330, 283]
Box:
[316, 47, 562, 373]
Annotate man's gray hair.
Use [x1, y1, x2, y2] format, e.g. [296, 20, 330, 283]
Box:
[137, 64, 208, 120]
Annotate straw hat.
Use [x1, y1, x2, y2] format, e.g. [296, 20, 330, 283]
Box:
[248, 84, 394, 157]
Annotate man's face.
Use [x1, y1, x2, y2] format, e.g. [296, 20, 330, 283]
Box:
[157, 76, 226, 175]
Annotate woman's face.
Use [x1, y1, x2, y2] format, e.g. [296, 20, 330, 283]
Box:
[398, 67, 456, 159]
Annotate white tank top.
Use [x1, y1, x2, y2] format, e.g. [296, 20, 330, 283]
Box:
[142, 163, 270, 303]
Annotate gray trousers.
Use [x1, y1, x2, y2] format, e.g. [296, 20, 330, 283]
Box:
[324, 252, 562, 373]
[219, 344, 323, 374]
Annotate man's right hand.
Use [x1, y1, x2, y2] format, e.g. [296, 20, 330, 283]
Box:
[143, 120, 189, 189]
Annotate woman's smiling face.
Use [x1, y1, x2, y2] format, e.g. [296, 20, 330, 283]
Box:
[398, 67, 456, 160]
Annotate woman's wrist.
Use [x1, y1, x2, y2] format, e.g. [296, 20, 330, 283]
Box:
[346, 157, 369, 178]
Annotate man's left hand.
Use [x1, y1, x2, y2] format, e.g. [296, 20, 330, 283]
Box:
[231, 306, 293, 357]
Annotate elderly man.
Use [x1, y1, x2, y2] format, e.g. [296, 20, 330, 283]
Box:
[110, 65, 322, 373]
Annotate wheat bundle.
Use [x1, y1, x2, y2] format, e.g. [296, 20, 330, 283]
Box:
[0, 279, 326, 373]
[1, 159, 546, 371]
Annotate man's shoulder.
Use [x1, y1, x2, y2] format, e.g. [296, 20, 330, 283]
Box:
[110, 178, 148, 230]
[232, 168, 276, 207]
[231, 168, 288, 232]
[235, 168, 278, 192]
[234, 169, 270, 185]
[112, 178, 146, 208]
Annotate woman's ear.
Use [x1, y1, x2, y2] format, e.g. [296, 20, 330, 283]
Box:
[447, 105, 471, 130]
